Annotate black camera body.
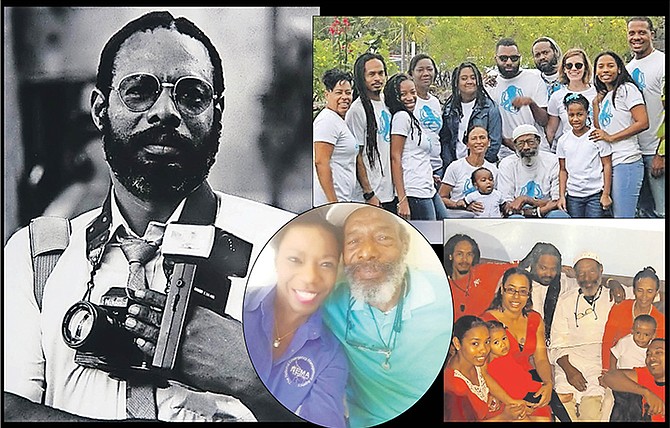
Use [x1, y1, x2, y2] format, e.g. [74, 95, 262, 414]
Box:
[61, 226, 252, 382]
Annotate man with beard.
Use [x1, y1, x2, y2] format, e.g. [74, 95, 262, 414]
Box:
[444, 233, 516, 317]
[498, 124, 570, 218]
[602, 338, 666, 422]
[346, 53, 397, 213]
[625, 17, 665, 219]
[3, 11, 296, 422]
[548, 253, 616, 421]
[322, 204, 452, 427]
[487, 37, 550, 159]
[531, 37, 563, 100]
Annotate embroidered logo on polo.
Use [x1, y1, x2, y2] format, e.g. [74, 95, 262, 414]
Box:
[500, 86, 523, 113]
[284, 356, 315, 387]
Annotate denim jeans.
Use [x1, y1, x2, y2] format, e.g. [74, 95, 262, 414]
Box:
[567, 192, 606, 218]
[637, 154, 665, 218]
[432, 192, 448, 220]
[407, 196, 436, 220]
[381, 197, 398, 215]
[611, 159, 644, 218]
[507, 204, 571, 218]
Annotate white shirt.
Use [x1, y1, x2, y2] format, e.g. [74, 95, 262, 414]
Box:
[442, 157, 498, 202]
[530, 273, 579, 319]
[392, 110, 435, 198]
[549, 287, 614, 401]
[3, 188, 294, 421]
[627, 49, 666, 155]
[497, 150, 560, 202]
[464, 189, 504, 218]
[456, 99, 476, 159]
[547, 85, 597, 147]
[414, 94, 443, 172]
[488, 69, 550, 158]
[610, 334, 647, 370]
[596, 82, 644, 166]
[346, 97, 394, 203]
[556, 127, 613, 198]
[312, 108, 358, 205]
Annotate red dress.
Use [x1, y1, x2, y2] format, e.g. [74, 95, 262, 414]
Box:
[601, 300, 666, 370]
[636, 367, 666, 423]
[443, 367, 489, 421]
[449, 262, 517, 318]
[481, 310, 551, 418]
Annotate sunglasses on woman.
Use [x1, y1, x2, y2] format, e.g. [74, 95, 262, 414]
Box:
[564, 62, 584, 70]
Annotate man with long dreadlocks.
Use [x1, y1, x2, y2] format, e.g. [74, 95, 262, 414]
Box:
[345, 53, 397, 213]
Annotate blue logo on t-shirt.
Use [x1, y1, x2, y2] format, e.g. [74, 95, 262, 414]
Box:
[547, 81, 562, 98]
[463, 179, 476, 196]
[284, 356, 315, 387]
[598, 99, 613, 128]
[379, 110, 391, 143]
[631, 68, 646, 91]
[500, 86, 523, 113]
[520, 181, 544, 199]
[419, 105, 442, 132]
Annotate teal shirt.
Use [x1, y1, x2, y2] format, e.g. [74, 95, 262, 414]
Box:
[323, 268, 453, 427]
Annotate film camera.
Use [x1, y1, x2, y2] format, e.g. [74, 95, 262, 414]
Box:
[61, 224, 252, 383]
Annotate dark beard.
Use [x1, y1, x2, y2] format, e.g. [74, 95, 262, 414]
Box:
[101, 114, 221, 203]
[537, 56, 558, 74]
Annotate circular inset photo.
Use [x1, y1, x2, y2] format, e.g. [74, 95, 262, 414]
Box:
[242, 202, 453, 427]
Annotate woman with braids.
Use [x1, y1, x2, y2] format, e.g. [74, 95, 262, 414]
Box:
[440, 61, 502, 170]
[590, 50, 649, 218]
[345, 53, 397, 213]
[384, 73, 445, 220]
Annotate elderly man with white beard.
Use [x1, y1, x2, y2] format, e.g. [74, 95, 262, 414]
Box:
[322, 204, 452, 427]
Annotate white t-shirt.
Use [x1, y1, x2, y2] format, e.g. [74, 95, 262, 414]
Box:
[596, 82, 644, 166]
[531, 273, 579, 320]
[547, 85, 597, 147]
[488, 69, 550, 158]
[497, 150, 560, 202]
[456, 99, 476, 159]
[345, 97, 394, 203]
[3, 189, 295, 420]
[556, 127, 612, 198]
[464, 189, 504, 218]
[610, 333, 647, 370]
[392, 110, 435, 198]
[312, 108, 358, 205]
[414, 94, 443, 172]
[627, 49, 666, 155]
[442, 157, 498, 202]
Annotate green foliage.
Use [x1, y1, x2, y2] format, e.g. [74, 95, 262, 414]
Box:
[313, 16, 664, 106]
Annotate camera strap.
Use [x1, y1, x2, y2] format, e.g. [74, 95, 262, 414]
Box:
[28, 216, 71, 311]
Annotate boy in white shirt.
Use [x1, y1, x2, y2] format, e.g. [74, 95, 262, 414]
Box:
[464, 167, 504, 218]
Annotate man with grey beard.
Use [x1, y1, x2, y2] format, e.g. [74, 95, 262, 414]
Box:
[322, 204, 452, 427]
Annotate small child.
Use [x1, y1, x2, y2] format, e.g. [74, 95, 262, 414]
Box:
[485, 320, 552, 421]
[556, 93, 613, 217]
[608, 315, 658, 422]
[463, 167, 504, 218]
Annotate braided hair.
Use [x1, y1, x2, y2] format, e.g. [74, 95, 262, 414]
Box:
[352, 53, 387, 171]
[383, 73, 422, 145]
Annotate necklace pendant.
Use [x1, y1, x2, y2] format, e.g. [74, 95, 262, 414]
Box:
[273, 339, 280, 348]
[382, 360, 391, 370]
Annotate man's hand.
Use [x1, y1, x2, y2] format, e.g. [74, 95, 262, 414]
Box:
[642, 388, 665, 417]
[606, 278, 626, 304]
[651, 154, 665, 177]
[565, 366, 588, 392]
[124, 289, 166, 356]
[366, 195, 382, 207]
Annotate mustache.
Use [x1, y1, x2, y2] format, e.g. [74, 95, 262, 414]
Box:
[344, 260, 395, 276]
[128, 126, 194, 154]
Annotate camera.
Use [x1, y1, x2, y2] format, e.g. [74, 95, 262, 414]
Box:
[62, 287, 149, 380]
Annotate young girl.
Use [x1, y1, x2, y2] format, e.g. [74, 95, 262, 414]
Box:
[385, 73, 445, 220]
[556, 93, 613, 217]
[590, 51, 649, 218]
[485, 320, 552, 422]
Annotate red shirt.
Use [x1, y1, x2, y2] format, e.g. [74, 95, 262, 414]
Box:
[487, 355, 552, 418]
[444, 367, 489, 421]
[481, 310, 542, 373]
[449, 262, 517, 317]
[635, 366, 665, 423]
[601, 300, 666, 370]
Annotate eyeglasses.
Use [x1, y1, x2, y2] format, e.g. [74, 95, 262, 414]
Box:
[110, 72, 217, 116]
[574, 286, 602, 327]
[503, 286, 529, 297]
[514, 138, 539, 148]
[497, 55, 520, 63]
[565, 63, 584, 70]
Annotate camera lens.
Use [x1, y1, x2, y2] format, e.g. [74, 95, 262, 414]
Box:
[62, 301, 108, 348]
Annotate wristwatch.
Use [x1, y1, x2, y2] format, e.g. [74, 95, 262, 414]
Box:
[363, 191, 375, 201]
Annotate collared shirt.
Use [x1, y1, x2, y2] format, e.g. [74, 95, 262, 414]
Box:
[3, 185, 294, 421]
[322, 268, 453, 427]
[243, 285, 348, 428]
